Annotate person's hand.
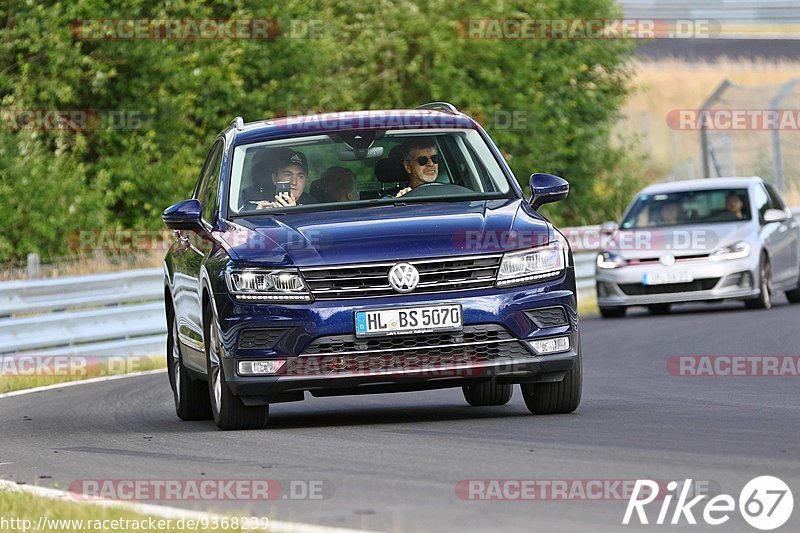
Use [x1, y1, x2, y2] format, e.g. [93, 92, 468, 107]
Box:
[255, 193, 296, 210]
[395, 187, 412, 198]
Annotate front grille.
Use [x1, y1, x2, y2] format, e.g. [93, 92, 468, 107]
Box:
[238, 329, 288, 350]
[302, 324, 512, 355]
[285, 340, 532, 376]
[618, 278, 720, 296]
[525, 307, 568, 328]
[300, 254, 502, 300]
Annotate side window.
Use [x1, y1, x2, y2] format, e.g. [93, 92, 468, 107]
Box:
[765, 184, 787, 210]
[197, 140, 224, 223]
[752, 185, 771, 222]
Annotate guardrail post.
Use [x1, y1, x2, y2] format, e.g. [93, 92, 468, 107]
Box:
[26, 253, 40, 279]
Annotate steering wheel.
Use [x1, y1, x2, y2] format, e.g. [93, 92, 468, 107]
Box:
[401, 182, 472, 198]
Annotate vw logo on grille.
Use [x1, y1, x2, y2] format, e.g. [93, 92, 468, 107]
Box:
[660, 254, 676, 266]
[388, 263, 419, 293]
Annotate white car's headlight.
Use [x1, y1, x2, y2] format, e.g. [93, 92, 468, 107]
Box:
[226, 269, 311, 302]
[597, 251, 625, 269]
[710, 241, 751, 261]
[496, 241, 566, 287]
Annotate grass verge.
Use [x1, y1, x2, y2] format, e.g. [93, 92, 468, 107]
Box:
[0, 489, 251, 532]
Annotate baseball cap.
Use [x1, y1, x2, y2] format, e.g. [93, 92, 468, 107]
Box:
[273, 148, 308, 173]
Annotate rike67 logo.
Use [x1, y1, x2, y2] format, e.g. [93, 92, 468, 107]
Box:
[623, 476, 793, 530]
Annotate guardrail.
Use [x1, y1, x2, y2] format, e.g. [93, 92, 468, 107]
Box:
[0, 269, 165, 357]
[2, 208, 797, 355]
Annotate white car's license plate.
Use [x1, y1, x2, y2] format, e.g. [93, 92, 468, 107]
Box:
[355, 304, 463, 338]
[643, 271, 694, 285]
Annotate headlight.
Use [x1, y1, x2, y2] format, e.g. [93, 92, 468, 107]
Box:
[710, 241, 751, 261]
[226, 269, 311, 302]
[596, 251, 625, 269]
[496, 241, 566, 287]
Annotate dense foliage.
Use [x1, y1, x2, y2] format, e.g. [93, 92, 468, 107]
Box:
[0, 0, 640, 261]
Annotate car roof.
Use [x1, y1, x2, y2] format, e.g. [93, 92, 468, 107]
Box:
[230, 109, 480, 145]
[638, 177, 764, 195]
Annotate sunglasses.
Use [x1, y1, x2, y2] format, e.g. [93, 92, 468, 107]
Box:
[409, 155, 440, 166]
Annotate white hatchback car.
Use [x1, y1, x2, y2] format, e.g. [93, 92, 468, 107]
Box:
[596, 177, 800, 317]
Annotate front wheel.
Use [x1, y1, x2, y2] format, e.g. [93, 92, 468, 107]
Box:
[599, 306, 626, 318]
[520, 353, 582, 415]
[167, 306, 211, 421]
[745, 256, 772, 310]
[647, 303, 671, 315]
[206, 307, 269, 430]
[462, 381, 513, 406]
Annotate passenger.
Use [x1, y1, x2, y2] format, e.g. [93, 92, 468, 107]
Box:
[659, 201, 682, 226]
[255, 149, 318, 209]
[725, 192, 745, 220]
[321, 166, 358, 202]
[395, 138, 439, 198]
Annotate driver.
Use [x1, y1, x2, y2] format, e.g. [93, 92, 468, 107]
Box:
[395, 138, 439, 197]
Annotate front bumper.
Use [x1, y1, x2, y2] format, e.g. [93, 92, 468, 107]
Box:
[595, 255, 759, 307]
[212, 268, 580, 403]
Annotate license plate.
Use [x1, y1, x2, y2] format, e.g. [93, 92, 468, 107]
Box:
[355, 304, 463, 338]
[643, 271, 693, 285]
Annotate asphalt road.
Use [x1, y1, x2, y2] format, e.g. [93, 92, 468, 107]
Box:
[635, 38, 800, 60]
[2, 297, 799, 532]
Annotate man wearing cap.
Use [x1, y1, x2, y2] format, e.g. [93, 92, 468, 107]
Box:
[254, 148, 318, 209]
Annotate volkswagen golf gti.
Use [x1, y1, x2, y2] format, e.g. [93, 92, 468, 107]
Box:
[162, 103, 582, 430]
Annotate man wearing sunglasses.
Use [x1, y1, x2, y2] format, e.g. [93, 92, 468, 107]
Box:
[395, 138, 440, 197]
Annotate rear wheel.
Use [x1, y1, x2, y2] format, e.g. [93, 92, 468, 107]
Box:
[785, 266, 800, 303]
[521, 353, 582, 415]
[647, 303, 671, 315]
[206, 306, 269, 430]
[167, 304, 211, 421]
[745, 256, 772, 310]
[462, 381, 513, 406]
[599, 306, 626, 318]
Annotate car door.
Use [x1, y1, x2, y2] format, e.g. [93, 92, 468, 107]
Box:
[765, 183, 800, 286]
[173, 139, 224, 371]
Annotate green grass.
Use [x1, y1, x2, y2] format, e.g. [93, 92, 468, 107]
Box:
[0, 355, 166, 395]
[577, 292, 599, 317]
[0, 490, 252, 532]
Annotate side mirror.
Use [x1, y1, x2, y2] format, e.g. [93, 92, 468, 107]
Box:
[763, 208, 791, 224]
[600, 221, 619, 235]
[162, 199, 203, 230]
[529, 173, 569, 209]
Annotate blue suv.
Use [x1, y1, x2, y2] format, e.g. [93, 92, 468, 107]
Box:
[162, 103, 582, 430]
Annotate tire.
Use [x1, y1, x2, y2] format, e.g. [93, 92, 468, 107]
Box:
[647, 303, 671, 315]
[462, 381, 513, 406]
[599, 306, 626, 318]
[205, 305, 269, 430]
[520, 353, 582, 415]
[745, 255, 773, 310]
[785, 267, 800, 303]
[167, 303, 211, 421]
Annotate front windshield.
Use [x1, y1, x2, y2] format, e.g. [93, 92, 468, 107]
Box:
[621, 188, 752, 229]
[228, 129, 513, 215]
